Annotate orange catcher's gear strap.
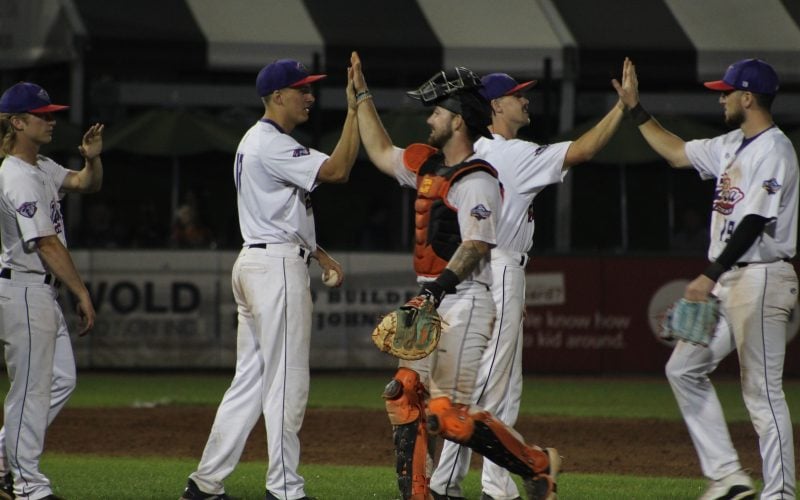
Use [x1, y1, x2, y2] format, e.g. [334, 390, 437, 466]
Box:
[427, 397, 550, 477]
[403, 143, 498, 278]
[383, 368, 431, 500]
[383, 367, 426, 425]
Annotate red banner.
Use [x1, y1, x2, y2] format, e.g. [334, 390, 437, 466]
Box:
[522, 257, 800, 375]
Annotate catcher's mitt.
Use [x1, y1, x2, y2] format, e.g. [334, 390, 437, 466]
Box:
[661, 296, 721, 346]
[371, 295, 443, 360]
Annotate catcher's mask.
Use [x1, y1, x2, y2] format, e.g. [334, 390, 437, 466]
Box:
[407, 67, 492, 139]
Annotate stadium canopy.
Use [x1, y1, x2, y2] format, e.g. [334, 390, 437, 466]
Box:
[4, 0, 800, 90]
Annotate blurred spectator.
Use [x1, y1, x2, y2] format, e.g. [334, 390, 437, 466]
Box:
[170, 203, 214, 249]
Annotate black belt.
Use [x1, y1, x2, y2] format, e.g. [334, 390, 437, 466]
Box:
[0, 268, 59, 286]
[734, 258, 791, 268]
[247, 244, 311, 263]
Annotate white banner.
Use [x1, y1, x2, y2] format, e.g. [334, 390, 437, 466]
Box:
[63, 250, 415, 369]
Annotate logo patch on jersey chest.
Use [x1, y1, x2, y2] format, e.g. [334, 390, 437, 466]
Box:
[470, 204, 491, 220]
[762, 178, 781, 195]
[712, 173, 744, 216]
[16, 201, 37, 218]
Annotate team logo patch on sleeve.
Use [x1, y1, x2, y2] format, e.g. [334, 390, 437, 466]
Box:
[292, 147, 310, 157]
[16, 201, 37, 218]
[470, 204, 491, 220]
[762, 178, 781, 194]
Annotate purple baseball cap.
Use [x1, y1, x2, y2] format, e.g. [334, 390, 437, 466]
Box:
[256, 59, 327, 96]
[0, 82, 69, 114]
[704, 58, 779, 95]
[479, 73, 537, 100]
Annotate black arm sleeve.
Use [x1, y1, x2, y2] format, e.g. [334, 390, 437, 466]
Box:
[702, 214, 770, 281]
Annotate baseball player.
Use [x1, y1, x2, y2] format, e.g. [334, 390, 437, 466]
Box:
[431, 66, 628, 500]
[351, 51, 559, 500]
[179, 58, 359, 500]
[615, 58, 798, 499]
[0, 82, 103, 500]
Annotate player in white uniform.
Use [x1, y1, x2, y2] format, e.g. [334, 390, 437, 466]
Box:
[615, 58, 798, 500]
[179, 59, 360, 500]
[351, 52, 559, 500]
[431, 68, 628, 500]
[0, 82, 103, 500]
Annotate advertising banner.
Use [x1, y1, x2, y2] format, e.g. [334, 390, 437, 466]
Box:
[59, 251, 800, 374]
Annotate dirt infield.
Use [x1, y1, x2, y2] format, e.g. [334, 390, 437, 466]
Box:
[43, 407, 774, 479]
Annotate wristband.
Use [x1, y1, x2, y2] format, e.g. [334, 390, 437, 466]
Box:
[629, 103, 652, 126]
[701, 261, 726, 282]
[355, 89, 373, 105]
[434, 268, 460, 294]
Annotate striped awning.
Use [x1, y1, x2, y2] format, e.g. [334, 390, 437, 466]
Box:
[7, 0, 800, 92]
[0, 0, 83, 69]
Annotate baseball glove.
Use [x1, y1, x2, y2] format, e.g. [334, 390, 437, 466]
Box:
[371, 295, 443, 360]
[661, 296, 721, 346]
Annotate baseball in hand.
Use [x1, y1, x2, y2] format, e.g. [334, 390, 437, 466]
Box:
[322, 269, 340, 287]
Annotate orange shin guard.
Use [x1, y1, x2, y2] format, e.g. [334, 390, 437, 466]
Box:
[383, 369, 430, 499]
[427, 397, 549, 477]
[383, 367, 425, 425]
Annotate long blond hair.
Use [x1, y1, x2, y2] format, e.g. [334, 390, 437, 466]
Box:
[0, 113, 23, 158]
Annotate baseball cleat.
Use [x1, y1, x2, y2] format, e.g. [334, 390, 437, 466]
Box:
[523, 447, 561, 500]
[431, 489, 466, 500]
[180, 478, 234, 500]
[0, 472, 12, 500]
[698, 469, 756, 500]
[265, 492, 317, 500]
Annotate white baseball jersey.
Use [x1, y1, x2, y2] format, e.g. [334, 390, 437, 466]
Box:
[670, 125, 800, 498]
[0, 153, 76, 499]
[686, 126, 799, 262]
[475, 135, 570, 253]
[432, 136, 570, 499]
[234, 119, 328, 250]
[0, 155, 68, 272]
[391, 147, 501, 286]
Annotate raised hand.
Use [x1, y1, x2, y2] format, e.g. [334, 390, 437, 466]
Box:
[612, 58, 639, 109]
[79, 123, 104, 160]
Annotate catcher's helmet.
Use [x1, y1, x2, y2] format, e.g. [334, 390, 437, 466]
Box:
[407, 67, 492, 139]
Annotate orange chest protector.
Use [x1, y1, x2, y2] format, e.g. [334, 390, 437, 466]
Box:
[403, 144, 497, 278]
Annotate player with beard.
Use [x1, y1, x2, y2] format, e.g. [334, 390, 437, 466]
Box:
[615, 57, 798, 500]
[351, 51, 559, 500]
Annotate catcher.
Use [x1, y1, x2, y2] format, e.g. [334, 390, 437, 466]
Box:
[353, 51, 559, 500]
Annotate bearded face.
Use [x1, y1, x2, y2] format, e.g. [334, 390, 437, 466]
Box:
[426, 106, 456, 148]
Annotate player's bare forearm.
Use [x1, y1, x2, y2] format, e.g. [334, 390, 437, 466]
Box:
[445, 240, 491, 280]
[319, 109, 359, 183]
[36, 236, 90, 299]
[314, 246, 343, 279]
[612, 58, 691, 169]
[36, 235, 96, 333]
[64, 122, 105, 192]
[563, 101, 625, 168]
[317, 64, 360, 184]
[350, 51, 396, 176]
[67, 156, 104, 193]
[638, 118, 692, 168]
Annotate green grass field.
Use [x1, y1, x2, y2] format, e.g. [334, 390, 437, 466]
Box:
[6, 372, 800, 499]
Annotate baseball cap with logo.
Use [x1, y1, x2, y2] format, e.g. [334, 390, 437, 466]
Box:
[703, 58, 779, 95]
[479, 73, 537, 100]
[0, 82, 69, 114]
[256, 59, 327, 97]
